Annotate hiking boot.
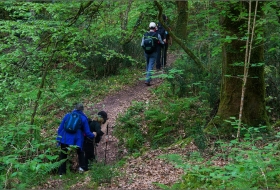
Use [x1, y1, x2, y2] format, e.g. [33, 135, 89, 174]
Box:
[59, 172, 65, 177]
[79, 167, 84, 173]
[145, 82, 151, 86]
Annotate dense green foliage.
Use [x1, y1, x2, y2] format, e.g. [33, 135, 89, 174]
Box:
[114, 58, 216, 153]
[0, 1, 146, 188]
[157, 128, 280, 189]
[1, 0, 280, 189]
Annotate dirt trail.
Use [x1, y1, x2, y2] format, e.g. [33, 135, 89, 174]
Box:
[87, 54, 176, 165]
[41, 53, 194, 190]
[80, 54, 197, 190]
[88, 79, 156, 164]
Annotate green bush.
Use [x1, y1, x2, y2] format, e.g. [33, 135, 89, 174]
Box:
[165, 57, 221, 109]
[157, 130, 280, 190]
[114, 89, 210, 154]
[81, 36, 142, 79]
[90, 162, 118, 184]
[114, 101, 146, 154]
[144, 94, 209, 150]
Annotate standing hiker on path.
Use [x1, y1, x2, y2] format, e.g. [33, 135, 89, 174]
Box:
[83, 111, 108, 171]
[156, 14, 172, 70]
[141, 22, 165, 86]
[56, 103, 96, 176]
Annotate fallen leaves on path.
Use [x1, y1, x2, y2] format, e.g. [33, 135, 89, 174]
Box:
[98, 143, 198, 190]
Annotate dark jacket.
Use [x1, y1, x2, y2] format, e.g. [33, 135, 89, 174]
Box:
[56, 110, 94, 149]
[84, 120, 104, 144]
[157, 22, 166, 40]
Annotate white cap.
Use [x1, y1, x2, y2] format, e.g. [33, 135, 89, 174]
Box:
[149, 22, 156, 28]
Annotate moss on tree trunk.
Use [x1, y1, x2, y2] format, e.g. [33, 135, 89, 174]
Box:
[175, 1, 188, 40]
[206, 1, 268, 137]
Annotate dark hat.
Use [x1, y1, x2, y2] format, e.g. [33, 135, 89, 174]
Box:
[98, 111, 108, 121]
[75, 103, 84, 111]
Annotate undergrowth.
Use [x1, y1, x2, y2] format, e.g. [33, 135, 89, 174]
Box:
[114, 58, 216, 154]
[114, 95, 210, 154]
[90, 162, 118, 185]
[112, 56, 280, 190]
[0, 67, 142, 189]
[156, 128, 280, 189]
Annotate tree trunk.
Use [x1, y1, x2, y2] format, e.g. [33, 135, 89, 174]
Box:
[175, 1, 188, 40]
[207, 1, 268, 136]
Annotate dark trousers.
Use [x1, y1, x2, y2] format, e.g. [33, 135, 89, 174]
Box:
[83, 140, 95, 171]
[156, 45, 162, 70]
[58, 143, 85, 175]
[163, 43, 168, 66]
[156, 44, 168, 70]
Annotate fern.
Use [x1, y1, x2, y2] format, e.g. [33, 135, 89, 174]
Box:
[156, 132, 280, 189]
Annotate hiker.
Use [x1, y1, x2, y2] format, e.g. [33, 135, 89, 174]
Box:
[156, 14, 172, 70]
[83, 111, 108, 171]
[141, 22, 165, 86]
[56, 103, 96, 176]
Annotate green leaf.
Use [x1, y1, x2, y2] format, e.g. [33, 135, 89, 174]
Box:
[46, 155, 58, 161]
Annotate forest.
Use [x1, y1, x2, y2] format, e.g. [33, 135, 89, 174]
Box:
[1, 0, 280, 189]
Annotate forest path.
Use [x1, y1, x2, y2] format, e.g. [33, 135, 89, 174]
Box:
[42, 53, 198, 190]
[86, 60, 170, 165]
[80, 53, 198, 190]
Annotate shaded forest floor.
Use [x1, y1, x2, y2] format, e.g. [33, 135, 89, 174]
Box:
[40, 53, 200, 189]
[87, 53, 199, 189]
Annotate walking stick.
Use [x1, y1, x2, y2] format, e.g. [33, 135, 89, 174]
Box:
[93, 140, 97, 162]
[104, 123, 109, 165]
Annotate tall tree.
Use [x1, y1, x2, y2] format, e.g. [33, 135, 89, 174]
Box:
[208, 1, 268, 136]
[175, 1, 188, 40]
